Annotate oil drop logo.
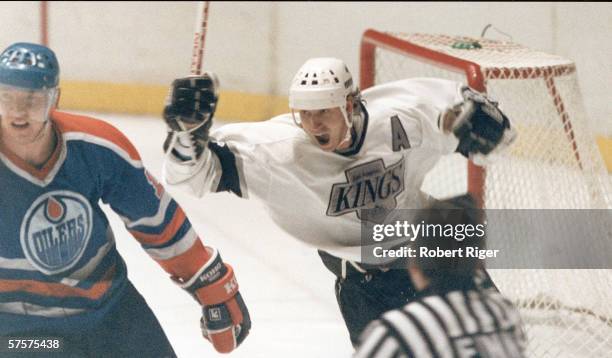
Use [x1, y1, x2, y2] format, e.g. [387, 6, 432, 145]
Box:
[20, 191, 93, 275]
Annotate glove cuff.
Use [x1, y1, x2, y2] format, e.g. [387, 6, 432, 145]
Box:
[195, 264, 239, 306]
[174, 247, 239, 305]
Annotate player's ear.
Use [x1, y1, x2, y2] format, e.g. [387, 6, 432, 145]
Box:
[345, 95, 353, 114]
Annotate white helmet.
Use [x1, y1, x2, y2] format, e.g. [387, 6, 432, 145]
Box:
[289, 57, 354, 111]
[289, 58, 356, 151]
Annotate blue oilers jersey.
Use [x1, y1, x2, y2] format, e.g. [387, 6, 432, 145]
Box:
[0, 111, 209, 334]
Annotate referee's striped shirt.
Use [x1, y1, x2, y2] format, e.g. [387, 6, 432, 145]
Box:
[354, 289, 527, 358]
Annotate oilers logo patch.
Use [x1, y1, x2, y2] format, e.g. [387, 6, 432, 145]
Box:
[20, 190, 93, 275]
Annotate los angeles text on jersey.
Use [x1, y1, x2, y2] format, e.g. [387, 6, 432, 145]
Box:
[327, 157, 405, 223]
[373, 246, 499, 259]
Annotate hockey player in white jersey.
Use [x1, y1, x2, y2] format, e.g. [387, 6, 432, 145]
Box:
[162, 57, 514, 345]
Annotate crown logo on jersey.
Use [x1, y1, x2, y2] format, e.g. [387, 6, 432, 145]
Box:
[45, 196, 66, 223]
[327, 157, 405, 224]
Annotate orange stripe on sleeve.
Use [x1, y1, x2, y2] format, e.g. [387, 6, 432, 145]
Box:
[129, 207, 186, 246]
[52, 111, 140, 161]
[0, 265, 116, 300]
[155, 239, 211, 281]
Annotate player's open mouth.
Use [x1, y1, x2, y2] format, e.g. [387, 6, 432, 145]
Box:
[314, 134, 330, 145]
[11, 121, 29, 129]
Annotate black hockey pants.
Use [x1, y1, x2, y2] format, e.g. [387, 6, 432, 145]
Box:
[318, 250, 418, 347]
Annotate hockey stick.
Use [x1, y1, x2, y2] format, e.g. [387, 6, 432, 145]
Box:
[191, 1, 210, 76]
[162, 1, 211, 160]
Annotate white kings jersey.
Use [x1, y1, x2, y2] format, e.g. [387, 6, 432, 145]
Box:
[163, 78, 463, 262]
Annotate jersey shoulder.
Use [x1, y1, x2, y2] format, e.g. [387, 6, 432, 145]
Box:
[362, 78, 462, 152]
[52, 111, 141, 162]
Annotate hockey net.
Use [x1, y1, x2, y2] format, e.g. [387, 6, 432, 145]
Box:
[360, 30, 612, 357]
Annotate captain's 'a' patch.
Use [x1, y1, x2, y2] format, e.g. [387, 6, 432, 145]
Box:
[391, 115, 410, 152]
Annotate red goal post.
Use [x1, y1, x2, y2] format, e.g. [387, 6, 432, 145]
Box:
[359, 29, 612, 357]
[359, 29, 596, 209]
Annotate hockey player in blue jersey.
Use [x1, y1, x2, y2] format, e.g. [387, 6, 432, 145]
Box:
[0, 42, 250, 356]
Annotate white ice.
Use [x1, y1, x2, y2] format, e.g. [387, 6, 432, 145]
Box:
[91, 112, 354, 358]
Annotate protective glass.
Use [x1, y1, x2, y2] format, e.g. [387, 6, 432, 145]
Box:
[0, 84, 57, 122]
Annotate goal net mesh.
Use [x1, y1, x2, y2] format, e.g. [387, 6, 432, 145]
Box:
[360, 31, 612, 357]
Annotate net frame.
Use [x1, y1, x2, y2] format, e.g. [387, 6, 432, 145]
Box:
[360, 29, 612, 357]
[360, 30, 593, 207]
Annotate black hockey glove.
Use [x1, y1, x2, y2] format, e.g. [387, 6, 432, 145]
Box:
[162, 72, 219, 160]
[444, 87, 516, 158]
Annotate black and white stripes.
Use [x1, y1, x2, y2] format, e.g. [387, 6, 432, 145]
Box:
[355, 289, 526, 358]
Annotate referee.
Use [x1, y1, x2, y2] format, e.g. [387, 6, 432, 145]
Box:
[354, 195, 527, 358]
